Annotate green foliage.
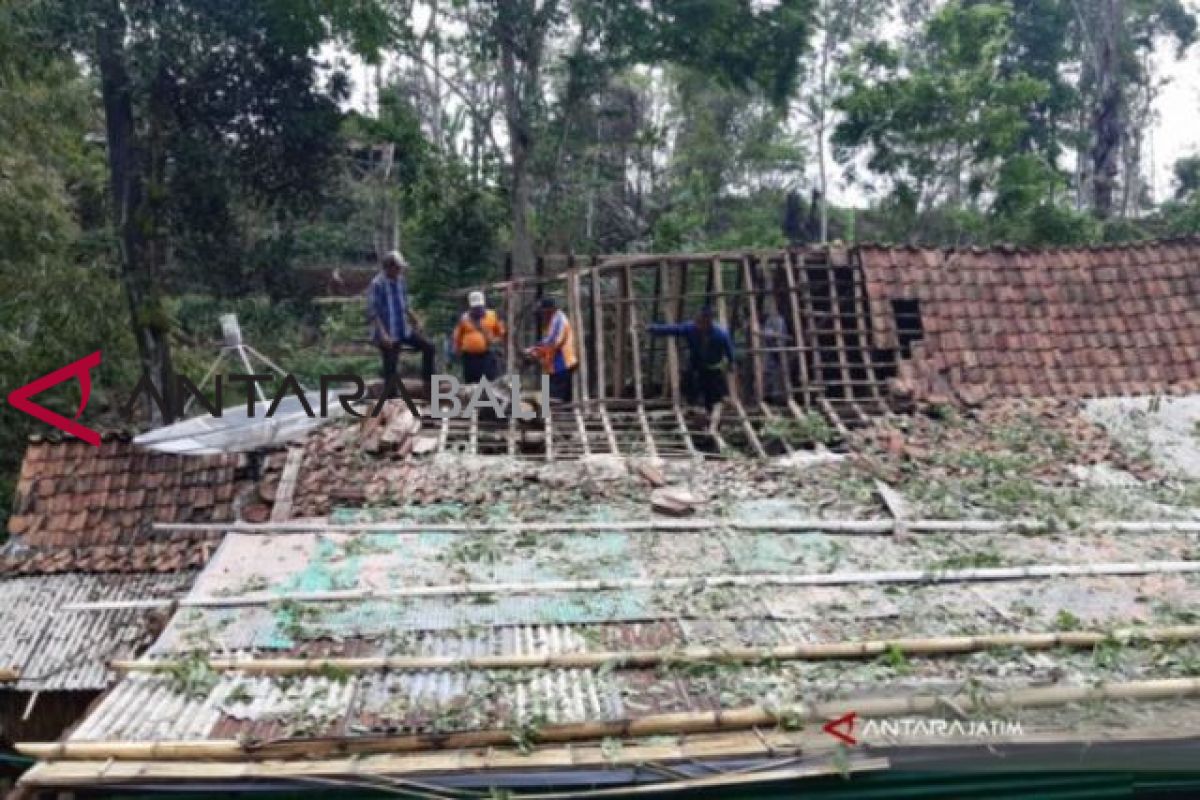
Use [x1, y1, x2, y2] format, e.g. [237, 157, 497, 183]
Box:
[0, 5, 139, 534]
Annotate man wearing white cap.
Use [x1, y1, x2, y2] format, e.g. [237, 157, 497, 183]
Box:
[367, 250, 436, 394]
[452, 289, 507, 384]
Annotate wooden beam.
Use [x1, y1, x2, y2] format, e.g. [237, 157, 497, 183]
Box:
[268, 447, 304, 522]
[567, 267, 590, 403]
[599, 404, 620, 455]
[742, 257, 766, 405]
[504, 283, 518, 456]
[574, 407, 591, 457]
[624, 264, 658, 459]
[592, 269, 607, 400]
[781, 252, 812, 408]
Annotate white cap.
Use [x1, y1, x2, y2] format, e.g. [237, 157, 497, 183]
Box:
[468, 290, 486, 308]
[383, 250, 408, 268]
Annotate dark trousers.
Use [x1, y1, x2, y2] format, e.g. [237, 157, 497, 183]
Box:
[684, 367, 727, 410]
[463, 351, 499, 384]
[379, 333, 435, 396]
[549, 369, 574, 403]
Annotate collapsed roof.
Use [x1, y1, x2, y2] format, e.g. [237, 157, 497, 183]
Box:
[11, 239, 1200, 794]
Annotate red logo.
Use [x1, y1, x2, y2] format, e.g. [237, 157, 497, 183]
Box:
[6, 351, 102, 446]
[822, 711, 858, 745]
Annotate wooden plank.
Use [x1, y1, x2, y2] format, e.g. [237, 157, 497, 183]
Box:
[824, 258, 855, 396]
[624, 264, 658, 459]
[592, 269, 607, 400]
[675, 407, 700, 457]
[599, 404, 620, 455]
[574, 407, 591, 457]
[661, 260, 681, 402]
[505, 283, 517, 456]
[781, 252, 812, 408]
[268, 447, 304, 522]
[567, 267, 590, 403]
[742, 256, 766, 406]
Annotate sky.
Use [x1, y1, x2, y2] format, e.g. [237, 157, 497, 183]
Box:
[1150, 41, 1200, 199]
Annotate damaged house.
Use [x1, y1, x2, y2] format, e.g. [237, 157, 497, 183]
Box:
[8, 238, 1200, 796]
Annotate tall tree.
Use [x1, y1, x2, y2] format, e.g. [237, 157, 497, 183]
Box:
[797, 0, 890, 242]
[409, 0, 814, 275]
[42, 0, 388, 421]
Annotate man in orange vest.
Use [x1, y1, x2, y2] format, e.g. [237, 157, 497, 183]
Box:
[452, 291, 507, 384]
[525, 296, 577, 403]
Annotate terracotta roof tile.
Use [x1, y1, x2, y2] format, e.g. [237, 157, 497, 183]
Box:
[860, 237, 1200, 401]
[5, 438, 244, 557]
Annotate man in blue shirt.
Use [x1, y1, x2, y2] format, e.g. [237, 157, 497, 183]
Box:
[367, 250, 435, 396]
[647, 305, 736, 410]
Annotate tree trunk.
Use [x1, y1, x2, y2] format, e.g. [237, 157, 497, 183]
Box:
[96, 0, 176, 423]
[816, 10, 832, 244]
[1090, 0, 1123, 220]
[500, 40, 535, 276]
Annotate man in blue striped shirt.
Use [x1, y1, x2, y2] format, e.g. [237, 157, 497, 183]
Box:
[367, 251, 435, 395]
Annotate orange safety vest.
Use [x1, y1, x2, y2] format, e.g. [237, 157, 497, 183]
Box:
[453, 309, 506, 355]
[533, 310, 577, 374]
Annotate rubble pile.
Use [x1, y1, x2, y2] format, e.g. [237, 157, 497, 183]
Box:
[850, 398, 1166, 518]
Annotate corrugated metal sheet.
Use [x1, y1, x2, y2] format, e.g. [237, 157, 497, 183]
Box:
[75, 624, 628, 742]
[0, 572, 195, 691]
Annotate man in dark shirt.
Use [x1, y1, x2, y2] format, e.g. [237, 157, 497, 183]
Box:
[647, 305, 736, 410]
[367, 250, 435, 396]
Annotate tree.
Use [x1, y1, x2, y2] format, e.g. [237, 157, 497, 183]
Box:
[40, 0, 388, 421]
[398, 0, 814, 275]
[796, 0, 890, 242]
[1071, 0, 1196, 217]
[835, 1, 1052, 241]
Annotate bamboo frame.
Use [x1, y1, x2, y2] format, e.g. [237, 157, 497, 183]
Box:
[17, 731, 884, 786]
[20, 677, 1200, 761]
[505, 282, 517, 456]
[111, 625, 1200, 675]
[63, 559, 1200, 611]
[151, 518, 1200, 535]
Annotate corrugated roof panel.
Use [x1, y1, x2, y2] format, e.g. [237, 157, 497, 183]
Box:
[0, 571, 195, 691]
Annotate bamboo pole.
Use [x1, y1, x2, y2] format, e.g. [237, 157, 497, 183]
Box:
[151, 517, 1200, 536]
[16, 730, 870, 786]
[20, 677, 1200, 761]
[111, 625, 1200, 676]
[63, 560, 1200, 611]
[505, 282, 517, 456]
